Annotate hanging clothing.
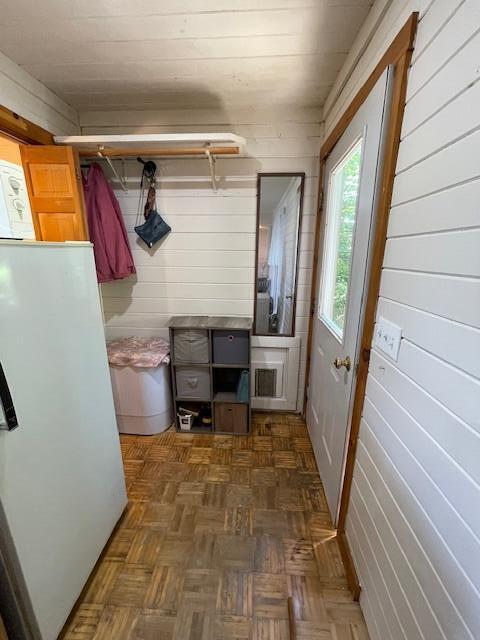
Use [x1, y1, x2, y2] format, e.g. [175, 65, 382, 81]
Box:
[82, 163, 136, 283]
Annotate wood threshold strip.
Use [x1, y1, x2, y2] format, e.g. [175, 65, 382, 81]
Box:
[304, 12, 418, 600]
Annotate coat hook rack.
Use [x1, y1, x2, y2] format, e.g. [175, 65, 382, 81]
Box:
[54, 133, 246, 192]
[205, 148, 219, 192]
[97, 146, 128, 191]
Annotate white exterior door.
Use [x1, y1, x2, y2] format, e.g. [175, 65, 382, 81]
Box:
[307, 69, 392, 522]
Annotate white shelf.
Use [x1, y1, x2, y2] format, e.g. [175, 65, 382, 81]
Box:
[54, 132, 246, 191]
[53, 133, 245, 156]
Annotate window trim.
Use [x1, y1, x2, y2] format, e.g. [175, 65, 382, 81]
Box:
[318, 136, 364, 345]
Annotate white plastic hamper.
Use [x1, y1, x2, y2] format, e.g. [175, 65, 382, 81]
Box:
[109, 364, 173, 435]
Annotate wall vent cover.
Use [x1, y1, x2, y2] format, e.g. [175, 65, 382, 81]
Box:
[255, 369, 276, 397]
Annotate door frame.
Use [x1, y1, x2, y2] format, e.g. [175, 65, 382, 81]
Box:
[0, 105, 89, 242]
[304, 13, 418, 599]
[0, 105, 54, 146]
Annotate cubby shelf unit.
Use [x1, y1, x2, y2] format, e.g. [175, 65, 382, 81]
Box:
[169, 316, 252, 435]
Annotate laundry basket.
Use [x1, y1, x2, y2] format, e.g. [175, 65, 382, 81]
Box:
[107, 337, 173, 435]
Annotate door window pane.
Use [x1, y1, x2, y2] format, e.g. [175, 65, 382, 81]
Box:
[319, 139, 363, 338]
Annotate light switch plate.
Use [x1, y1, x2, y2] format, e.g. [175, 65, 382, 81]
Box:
[374, 316, 402, 361]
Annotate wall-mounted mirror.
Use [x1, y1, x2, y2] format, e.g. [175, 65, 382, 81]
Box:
[254, 173, 305, 336]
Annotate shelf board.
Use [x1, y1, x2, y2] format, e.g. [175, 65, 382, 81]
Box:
[54, 133, 246, 157]
[176, 425, 213, 434]
[212, 363, 249, 369]
[173, 361, 210, 367]
[214, 429, 249, 435]
[176, 397, 211, 403]
[213, 392, 248, 404]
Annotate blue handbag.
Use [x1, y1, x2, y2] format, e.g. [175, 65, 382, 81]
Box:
[135, 160, 171, 249]
[135, 209, 171, 249]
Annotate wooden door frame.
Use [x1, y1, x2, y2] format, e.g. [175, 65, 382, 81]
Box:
[304, 13, 418, 599]
[0, 105, 89, 243]
[0, 105, 54, 145]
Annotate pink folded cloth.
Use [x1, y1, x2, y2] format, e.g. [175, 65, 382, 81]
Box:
[107, 337, 170, 368]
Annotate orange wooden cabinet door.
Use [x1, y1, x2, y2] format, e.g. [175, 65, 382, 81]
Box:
[19, 145, 89, 241]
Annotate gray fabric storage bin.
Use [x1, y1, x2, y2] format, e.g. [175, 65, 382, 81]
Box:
[173, 329, 209, 363]
[175, 366, 210, 399]
[212, 330, 249, 365]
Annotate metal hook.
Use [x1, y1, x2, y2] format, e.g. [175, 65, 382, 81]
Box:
[205, 148, 218, 192]
[97, 146, 128, 191]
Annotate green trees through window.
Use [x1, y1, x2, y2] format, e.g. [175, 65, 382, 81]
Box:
[320, 139, 363, 337]
[332, 144, 362, 331]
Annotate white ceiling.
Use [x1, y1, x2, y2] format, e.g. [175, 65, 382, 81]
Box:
[0, 0, 372, 112]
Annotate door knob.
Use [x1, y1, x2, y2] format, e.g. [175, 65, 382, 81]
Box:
[333, 356, 351, 372]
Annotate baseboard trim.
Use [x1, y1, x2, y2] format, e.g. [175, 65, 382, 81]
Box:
[337, 530, 361, 600]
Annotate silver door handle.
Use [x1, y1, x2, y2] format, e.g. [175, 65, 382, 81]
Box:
[0, 362, 18, 431]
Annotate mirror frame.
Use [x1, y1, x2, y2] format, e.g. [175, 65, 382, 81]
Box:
[253, 172, 305, 337]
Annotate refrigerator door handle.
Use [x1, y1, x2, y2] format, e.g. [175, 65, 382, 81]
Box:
[0, 361, 18, 431]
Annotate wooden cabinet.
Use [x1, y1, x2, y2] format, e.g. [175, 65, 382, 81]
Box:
[20, 145, 88, 241]
[214, 402, 248, 433]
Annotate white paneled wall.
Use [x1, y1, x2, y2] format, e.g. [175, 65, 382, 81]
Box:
[81, 108, 321, 410]
[0, 51, 78, 135]
[323, 0, 426, 135]
[323, 0, 480, 638]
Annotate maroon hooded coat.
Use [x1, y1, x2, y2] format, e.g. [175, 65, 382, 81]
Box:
[82, 163, 136, 283]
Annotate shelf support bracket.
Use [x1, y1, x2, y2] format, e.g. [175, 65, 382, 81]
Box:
[205, 148, 218, 192]
[97, 146, 128, 191]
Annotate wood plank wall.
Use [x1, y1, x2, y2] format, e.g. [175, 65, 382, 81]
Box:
[323, 1, 480, 638]
[80, 108, 322, 410]
[0, 51, 78, 135]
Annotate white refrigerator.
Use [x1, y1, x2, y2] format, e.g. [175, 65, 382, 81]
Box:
[0, 240, 127, 640]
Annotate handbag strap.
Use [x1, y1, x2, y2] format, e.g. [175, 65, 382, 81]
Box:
[143, 184, 156, 220]
[136, 158, 158, 225]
